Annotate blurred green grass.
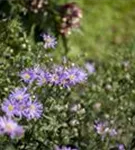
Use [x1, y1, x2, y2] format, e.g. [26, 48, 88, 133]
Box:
[58, 0, 135, 61]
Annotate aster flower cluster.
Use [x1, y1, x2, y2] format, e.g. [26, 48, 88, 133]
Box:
[20, 65, 87, 87]
[94, 121, 117, 140]
[0, 87, 43, 139]
[60, 3, 82, 35]
[1, 87, 43, 120]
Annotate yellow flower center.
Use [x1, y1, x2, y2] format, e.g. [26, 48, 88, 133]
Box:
[69, 75, 75, 80]
[52, 75, 58, 82]
[46, 37, 53, 43]
[8, 105, 14, 111]
[17, 95, 23, 100]
[30, 104, 35, 111]
[24, 73, 31, 79]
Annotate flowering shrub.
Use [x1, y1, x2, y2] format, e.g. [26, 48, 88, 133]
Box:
[0, 0, 135, 150]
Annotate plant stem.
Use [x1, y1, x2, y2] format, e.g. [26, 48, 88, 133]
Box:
[62, 35, 69, 56]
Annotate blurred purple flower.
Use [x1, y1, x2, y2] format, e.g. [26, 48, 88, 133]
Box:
[66, 67, 87, 85]
[9, 87, 30, 101]
[24, 99, 43, 120]
[32, 66, 51, 86]
[15, 100, 30, 117]
[42, 34, 57, 49]
[20, 68, 36, 83]
[109, 128, 117, 136]
[58, 72, 69, 87]
[48, 73, 60, 85]
[94, 121, 118, 140]
[37, 71, 50, 86]
[118, 144, 125, 150]
[55, 146, 77, 150]
[0, 117, 24, 139]
[94, 121, 109, 136]
[1, 99, 17, 117]
[33, 66, 44, 75]
[85, 62, 95, 74]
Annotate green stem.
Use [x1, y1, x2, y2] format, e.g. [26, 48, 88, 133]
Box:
[61, 35, 69, 56]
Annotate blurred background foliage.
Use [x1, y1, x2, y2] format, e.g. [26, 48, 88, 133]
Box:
[65, 0, 135, 59]
[1, 0, 135, 150]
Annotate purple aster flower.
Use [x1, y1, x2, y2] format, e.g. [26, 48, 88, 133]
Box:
[54, 69, 69, 87]
[94, 121, 118, 140]
[42, 34, 57, 49]
[15, 100, 30, 118]
[0, 116, 24, 139]
[33, 66, 45, 76]
[1, 99, 17, 117]
[85, 62, 95, 74]
[48, 65, 67, 86]
[109, 128, 117, 136]
[94, 121, 109, 139]
[33, 66, 51, 86]
[36, 71, 50, 86]
[48, 72, 60, 85]
[24, 99, 43, 120]
[55, 146, 77, 150]
[9, 87, 30, 102]
[20, 68, 36, 83]
[118, 144, 125, 150]
[65, 67, 87, 86]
